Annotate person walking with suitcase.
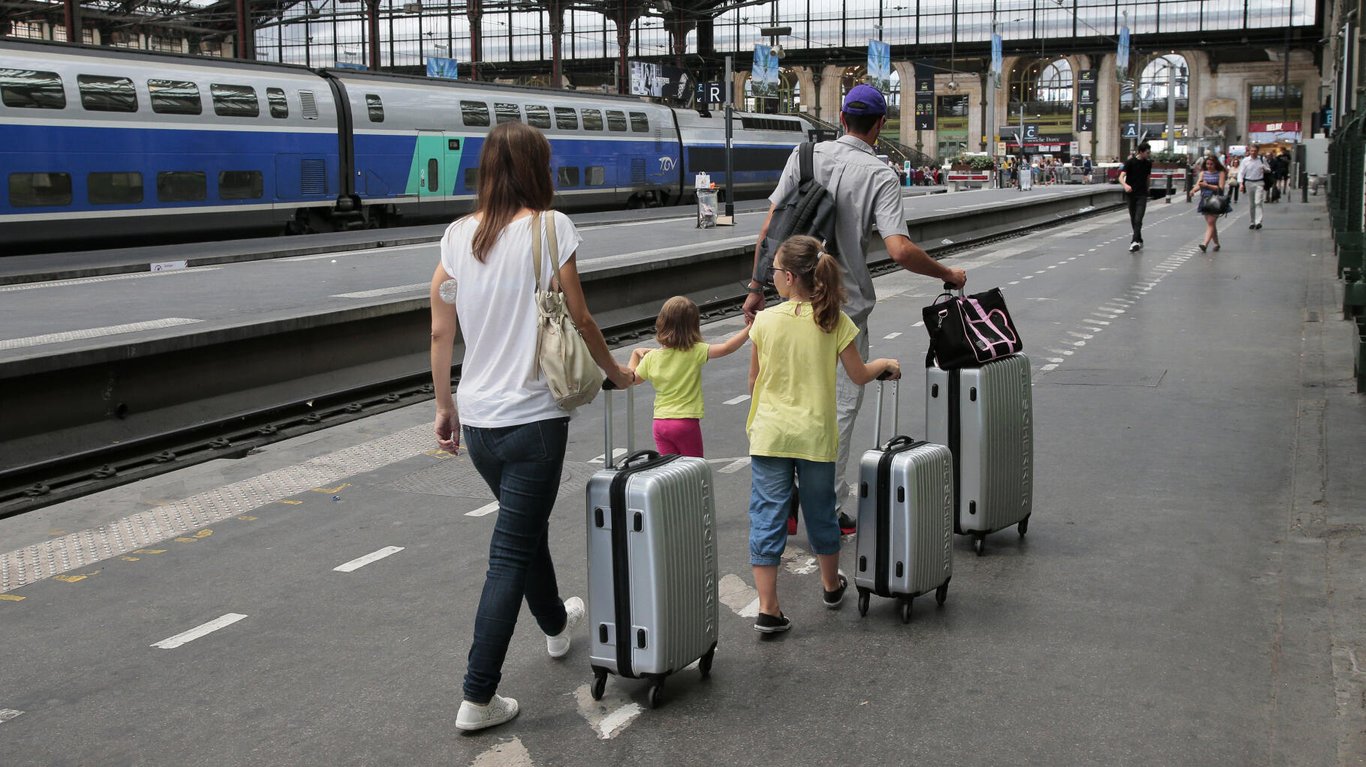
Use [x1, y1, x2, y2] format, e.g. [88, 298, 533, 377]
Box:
[745, 235, 902, 634]
[743, 84, 965, 537]
[1119, 143, 1153, 252]
[429, 121, 634, 732]
[626, 295, 751, 458]
[1238, 144, 1271, 230]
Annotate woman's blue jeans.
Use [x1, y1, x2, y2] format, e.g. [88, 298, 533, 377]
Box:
[461, 417, 570, 704]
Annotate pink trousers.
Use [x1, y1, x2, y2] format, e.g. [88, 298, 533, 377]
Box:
[652, 418, 704, 458]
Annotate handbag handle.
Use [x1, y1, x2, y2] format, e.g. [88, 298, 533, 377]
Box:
[529, 211, 562, 294]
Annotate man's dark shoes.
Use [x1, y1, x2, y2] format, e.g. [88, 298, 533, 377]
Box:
[754, 612, 792, 634]
[823, 573, 848, 609]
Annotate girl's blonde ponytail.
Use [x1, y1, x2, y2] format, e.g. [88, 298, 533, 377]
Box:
[809, 250, 846, 333]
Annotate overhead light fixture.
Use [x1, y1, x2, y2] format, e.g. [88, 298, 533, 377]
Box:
[759, 26, 792, 37]
[772, 44, 785, 58]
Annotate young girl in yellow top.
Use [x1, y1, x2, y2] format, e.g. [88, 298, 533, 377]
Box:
[628, 296, 750, 457]
[746, 235, 900, 634]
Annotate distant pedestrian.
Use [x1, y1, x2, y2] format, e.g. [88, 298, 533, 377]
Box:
[1082, 156, 1093, 184]
[1238, 144, 1271, 229]
[627, 295, 751, 458]
[1193, 156, 1226, 252]
[429, 120, 634, 732]
[1225, 157, 1241, 202]
[744, 234, 901, 634]
[1019, 158, 1033, 191]
[1119, 142, 1154, 251]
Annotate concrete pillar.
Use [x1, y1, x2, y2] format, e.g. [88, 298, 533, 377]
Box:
[732, 69, 749, 110]
[792, 66, 817, 115]
[1096, 53, 1121, 161]
[893, 59, 916, 147]
[818, 65, 844, 125]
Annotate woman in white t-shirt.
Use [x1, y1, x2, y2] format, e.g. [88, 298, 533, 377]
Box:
[428, 121, 633, 732]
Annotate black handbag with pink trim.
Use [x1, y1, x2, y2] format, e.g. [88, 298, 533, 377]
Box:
[922, 287, 1024, 369]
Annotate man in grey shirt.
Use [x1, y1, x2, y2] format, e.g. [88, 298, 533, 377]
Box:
[743, 84, 968, 532]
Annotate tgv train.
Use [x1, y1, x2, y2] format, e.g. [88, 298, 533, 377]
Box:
[0, 39, 809, 254]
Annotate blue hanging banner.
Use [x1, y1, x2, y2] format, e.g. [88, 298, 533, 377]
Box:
[868, 39, 892, 93]
[989, 33, 1003, 89]
[427, 57, 459, 80]
[1116, 25, 1131, 83]
[751, 44, 780, 99]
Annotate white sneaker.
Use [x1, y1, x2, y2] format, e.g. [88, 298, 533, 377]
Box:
[1128, 241, 1142, 252]
[455, 694, 519, 732]
[546, 596, 585, 659]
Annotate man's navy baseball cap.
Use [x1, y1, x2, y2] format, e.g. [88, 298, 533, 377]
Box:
[842, 84, 887, 116]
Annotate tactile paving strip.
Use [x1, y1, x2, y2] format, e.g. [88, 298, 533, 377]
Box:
[0, 425, 431, 594]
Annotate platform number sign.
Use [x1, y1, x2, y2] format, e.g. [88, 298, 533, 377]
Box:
[696, 82, 727, 105]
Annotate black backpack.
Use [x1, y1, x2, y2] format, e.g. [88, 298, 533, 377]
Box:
[754, 141, 839, 286]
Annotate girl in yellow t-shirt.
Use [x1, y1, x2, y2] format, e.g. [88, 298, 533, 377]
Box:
[628, 296, 750, 457]
[746, 235, 900, 634]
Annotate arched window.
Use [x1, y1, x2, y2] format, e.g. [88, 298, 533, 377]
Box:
[1122, 54, 1189, 109]
[1010, 57, 1072, 106]
[1037, 59, 1073, 103]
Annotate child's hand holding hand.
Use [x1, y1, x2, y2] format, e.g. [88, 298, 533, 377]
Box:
[878, 359, 902, 380]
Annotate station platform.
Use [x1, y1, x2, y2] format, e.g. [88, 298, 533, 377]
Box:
[2, 195, 1362, 765]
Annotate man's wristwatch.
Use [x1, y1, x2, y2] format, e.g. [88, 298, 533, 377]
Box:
[744, 282, 765, 294]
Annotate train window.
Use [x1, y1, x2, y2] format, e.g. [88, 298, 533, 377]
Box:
[554, 107, 577, 130]
[581, 109, 603, 131]
[0, 70, 66, 109]
[557, 166, 579, 187]
[8, 173, 72, 207]
[88, 172, 143, 204]
[157, 171, 207, 202]
[211, 84, 259, 117]
[586, 166, 606, 186]
[366, 94, 384, 123]
[525, 104, 551, 129]
[629, 112, 649, 132]
[427, 159, 438, 192]
[267, 88, 288, 118]
[462, 101, 490, 127]
[148, 80, 202, 115]
[77, 75, 137, 113]
[464, 168, 479, 191]
[606, 111, 627, 132]
[495, 102, 520, 124]
[219, 170, 263, 200]
[299, 90, 319, 119]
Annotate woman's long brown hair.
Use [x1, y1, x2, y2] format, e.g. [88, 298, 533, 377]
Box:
[471, 121, 555, 262]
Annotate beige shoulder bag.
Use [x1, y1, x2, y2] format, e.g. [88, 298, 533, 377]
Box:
[532, 211, 602, 410]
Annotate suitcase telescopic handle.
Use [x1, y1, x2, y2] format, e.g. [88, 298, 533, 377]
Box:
[601, 379, 635, 469]
[872, 374, 900, 449]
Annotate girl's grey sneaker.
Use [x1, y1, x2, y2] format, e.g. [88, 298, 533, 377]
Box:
[546, 596, 584, 658]
[753, 612, 792, 634]
[456, 694, 519, 732]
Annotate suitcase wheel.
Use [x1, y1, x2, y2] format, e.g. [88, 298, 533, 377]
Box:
[590, 669, 607, 701]
[647, 680, 664, 709]
[900, 599, 913, 624]
[973, 535, 986, 557]
[1018, 515, 1030, 537]
[935, 579, 950, 607]
[699, 647, 715, 678]
[856, 589, 870, 617]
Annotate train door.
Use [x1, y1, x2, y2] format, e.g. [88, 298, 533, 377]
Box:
[415, 130, 445, 204]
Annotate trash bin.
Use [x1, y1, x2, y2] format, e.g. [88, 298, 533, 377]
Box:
[696, 189, 718, 229]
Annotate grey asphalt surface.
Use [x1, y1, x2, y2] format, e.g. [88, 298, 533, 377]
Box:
[1, 196, 1363, 766]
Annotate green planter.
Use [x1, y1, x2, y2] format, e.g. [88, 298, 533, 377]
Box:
[1346, 279, 1366, 320]
[1355, 318, 1366, 393]
[1337, 232, 1365, 277]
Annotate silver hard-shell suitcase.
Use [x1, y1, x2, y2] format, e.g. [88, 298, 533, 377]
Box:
[585, 383, 718, 709]
[925, 353, 1034, 556]
[853, 378, 954, 623]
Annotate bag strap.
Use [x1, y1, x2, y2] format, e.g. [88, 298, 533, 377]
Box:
[544, 211, 562, 292]
[530, 211, 544, 293]
[799, 141, 815, 185]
